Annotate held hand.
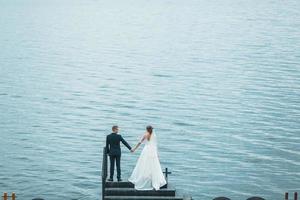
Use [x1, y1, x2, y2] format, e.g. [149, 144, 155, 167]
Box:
[130, 149, 134, 153]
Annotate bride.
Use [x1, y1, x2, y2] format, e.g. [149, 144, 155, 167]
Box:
[128, 125, 166, 190]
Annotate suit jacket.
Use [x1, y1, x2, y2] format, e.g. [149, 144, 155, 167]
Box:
[106, 133, 131, 156]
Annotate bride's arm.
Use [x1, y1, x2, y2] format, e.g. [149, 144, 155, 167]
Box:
[132, 133, 147, 152]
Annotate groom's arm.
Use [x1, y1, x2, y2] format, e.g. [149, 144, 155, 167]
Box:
[120, 136, 132, 150]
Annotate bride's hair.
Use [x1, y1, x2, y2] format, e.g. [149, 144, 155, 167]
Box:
[146, 125, 153, 134]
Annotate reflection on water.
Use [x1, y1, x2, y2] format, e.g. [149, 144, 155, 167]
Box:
[0, 0, 299, 199]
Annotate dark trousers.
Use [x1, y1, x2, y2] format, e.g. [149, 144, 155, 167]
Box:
[109, 155, 121, 179]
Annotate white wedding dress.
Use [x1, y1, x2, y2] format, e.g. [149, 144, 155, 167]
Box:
[128, 132, 166, 190]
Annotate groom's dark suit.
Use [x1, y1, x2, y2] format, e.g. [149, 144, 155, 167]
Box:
[106, 132, 131, 180]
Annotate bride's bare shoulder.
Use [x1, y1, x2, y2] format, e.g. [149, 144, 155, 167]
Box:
[144, 132, 151, 140]
[139, 132, 149, 142]
[142, 132, 148, 138]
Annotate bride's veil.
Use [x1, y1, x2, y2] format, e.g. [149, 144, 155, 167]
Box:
[149, 130, 157, 147]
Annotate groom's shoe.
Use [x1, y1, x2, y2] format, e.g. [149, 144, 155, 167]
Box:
[117, 178, 122, 182]
[107, 178, 113, 182]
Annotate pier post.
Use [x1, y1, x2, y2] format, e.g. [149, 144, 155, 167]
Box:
[294, 192, 298, 200]
[163, 168, 172, 183]
[102, 147, 108, 200]
[2, 193, 8, 200]
[11, 193, 16, 200]
[286, 193, 289, 200]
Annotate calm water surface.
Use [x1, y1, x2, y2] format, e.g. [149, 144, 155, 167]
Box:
[0, 0, 300, 199]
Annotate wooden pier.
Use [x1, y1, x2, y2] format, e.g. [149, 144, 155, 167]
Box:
[0, 148, 297, 200]
[101, 147, 192, 200]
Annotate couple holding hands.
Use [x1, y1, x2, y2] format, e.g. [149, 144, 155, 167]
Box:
[106, 125, 166, 190]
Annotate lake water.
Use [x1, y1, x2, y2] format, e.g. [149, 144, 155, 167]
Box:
[0, 0, 299, 200]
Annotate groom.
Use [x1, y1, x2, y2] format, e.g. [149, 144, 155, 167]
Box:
[106, 125, 132, 182]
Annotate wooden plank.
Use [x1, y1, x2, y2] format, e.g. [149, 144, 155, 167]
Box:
[105, 188, 176, 196]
